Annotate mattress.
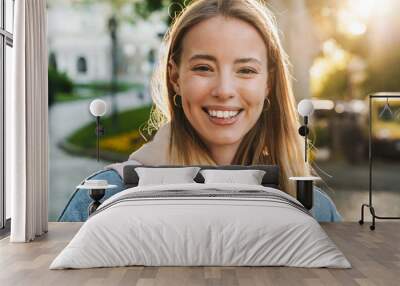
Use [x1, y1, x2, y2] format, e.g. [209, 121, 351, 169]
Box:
[50, 183, 351, 269]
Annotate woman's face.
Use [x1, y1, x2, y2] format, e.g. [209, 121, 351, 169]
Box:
[169, 15, 269, 148]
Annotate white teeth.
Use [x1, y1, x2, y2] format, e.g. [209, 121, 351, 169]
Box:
[206, 109, 240, 119]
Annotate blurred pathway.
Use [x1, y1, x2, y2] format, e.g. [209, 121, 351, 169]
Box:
[315, 160, 400, 221]
[332, 189, 400, 222]
[49, 91, 151, 221]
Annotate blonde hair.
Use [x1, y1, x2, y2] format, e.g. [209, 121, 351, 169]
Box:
[146, 0, 311, 196]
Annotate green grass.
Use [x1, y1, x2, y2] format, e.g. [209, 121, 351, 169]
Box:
[74, 81, 144, 93]
[55, 91, 105, 103]
[67, 105, 153, 149]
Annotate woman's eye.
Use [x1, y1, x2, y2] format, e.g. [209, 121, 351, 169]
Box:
[192, 65, 211, 72]
[239, 68, 257, 74]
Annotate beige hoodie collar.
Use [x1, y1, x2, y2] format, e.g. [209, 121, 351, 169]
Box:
[128, 123, 171, 165]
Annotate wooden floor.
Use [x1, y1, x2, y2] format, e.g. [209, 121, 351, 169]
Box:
[0, 222, 399, 286]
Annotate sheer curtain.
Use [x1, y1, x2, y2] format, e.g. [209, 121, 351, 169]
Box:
[6, 0, 48, 242]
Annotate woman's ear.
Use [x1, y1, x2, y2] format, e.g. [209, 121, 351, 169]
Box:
[168, 59, 181, 95]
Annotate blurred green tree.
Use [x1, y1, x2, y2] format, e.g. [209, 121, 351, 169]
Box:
[48, 52, 73, 107]
[133, 0, 186, 25]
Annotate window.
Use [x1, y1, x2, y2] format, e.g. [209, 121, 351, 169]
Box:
[77, 56, 87, 74]
[1, 0, 14, 233]
[5, 0, 13, 33]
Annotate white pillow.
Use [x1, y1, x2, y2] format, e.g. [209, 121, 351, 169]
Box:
[135, 167, 201, 186]
[200, 169, 266, 185]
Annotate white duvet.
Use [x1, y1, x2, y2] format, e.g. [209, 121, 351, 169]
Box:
[50, 183, 351, 269]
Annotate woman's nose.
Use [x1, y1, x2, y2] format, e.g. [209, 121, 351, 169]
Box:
[211, 72, 237, 99]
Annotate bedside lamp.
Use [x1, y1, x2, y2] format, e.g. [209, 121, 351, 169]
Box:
[89, 99, 107, 161]
[289, 99, 319, 210]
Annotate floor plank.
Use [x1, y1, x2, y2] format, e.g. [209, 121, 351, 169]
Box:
[0, 222, 399, 286]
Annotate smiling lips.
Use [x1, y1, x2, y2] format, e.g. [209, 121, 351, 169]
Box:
[202, 106, 244, 125]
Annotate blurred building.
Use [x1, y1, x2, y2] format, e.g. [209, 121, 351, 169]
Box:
[47, 0, 317, 100]
[47, 0, 166, 84]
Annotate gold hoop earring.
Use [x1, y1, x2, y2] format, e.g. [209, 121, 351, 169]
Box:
[263, 97, 271, 112]
[173, 93, 182, 108]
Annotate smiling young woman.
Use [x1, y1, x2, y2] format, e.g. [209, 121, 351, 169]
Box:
[147, 0, 311, 197]
[58, 0, 343, 223]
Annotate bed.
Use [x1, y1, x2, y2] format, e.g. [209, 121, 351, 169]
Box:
[50, 165, 350, 269]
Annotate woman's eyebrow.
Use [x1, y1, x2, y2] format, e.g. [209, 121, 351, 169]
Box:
[189, 54, 262, 65]
[234, 57, 262, 65]
[189, 54, 217, 62]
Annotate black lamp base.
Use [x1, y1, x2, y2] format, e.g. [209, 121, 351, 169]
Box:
[88, 189, 105, 216]
[296, 180, 314, 210]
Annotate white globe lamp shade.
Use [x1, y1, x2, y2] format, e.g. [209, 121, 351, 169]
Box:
[89, 99, 107, 117]
[297, 99, 314, 117]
